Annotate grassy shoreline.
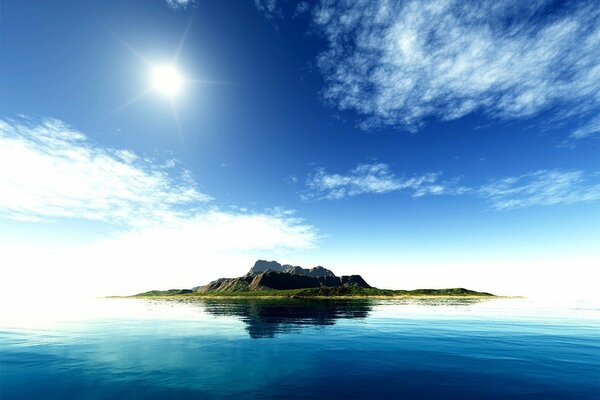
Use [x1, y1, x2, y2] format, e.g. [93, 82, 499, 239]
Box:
[112, 287, 510, 300]
[123, 294, 510, 300]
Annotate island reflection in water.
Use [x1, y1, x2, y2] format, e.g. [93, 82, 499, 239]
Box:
[2, 297, 598, 399]
[197, 298, 489, 339]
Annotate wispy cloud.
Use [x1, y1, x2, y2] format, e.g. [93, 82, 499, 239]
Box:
[255, 0, 309, 20]
[297, 0, 600, 137]
[0, 118, 209, 225]
[479, 170, 600, 210]
[303, 162, 600, 210]
[165, 0, 195, 10]
[255, 0, 282, 19]
[0, 118, 317, 250]
[0, 117, 317, 297]
[304, 163, 465, 200]
[570, 114, 600, 139]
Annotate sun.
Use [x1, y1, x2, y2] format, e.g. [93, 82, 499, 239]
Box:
[151, 65, 184, 97]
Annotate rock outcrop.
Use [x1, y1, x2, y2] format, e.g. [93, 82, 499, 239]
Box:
[195, 260, 370, 293]
[247, 260, 335, 278]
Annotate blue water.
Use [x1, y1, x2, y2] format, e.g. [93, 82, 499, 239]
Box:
[1, 298, 599, 399]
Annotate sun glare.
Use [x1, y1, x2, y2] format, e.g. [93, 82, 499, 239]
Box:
[151, 65, 183, 97]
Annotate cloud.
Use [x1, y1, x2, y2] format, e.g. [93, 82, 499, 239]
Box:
[0, 118, 210, 226]
[165, 0, 194, 9]
[304, 163, 465, 200]
[0, 117, 319, 298]
[255, 0, 282, 19]
[1, 209, 318, 299]
[479, 169, 600, 210]
[307, 0, 600, 137]
[255, 0, 310, 20]
[0, 117, 317, 246]
[303, 162, 600, 210]
[570, 114, 600, 139]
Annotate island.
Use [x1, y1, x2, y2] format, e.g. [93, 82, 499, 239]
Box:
[130, 260, 495, 299]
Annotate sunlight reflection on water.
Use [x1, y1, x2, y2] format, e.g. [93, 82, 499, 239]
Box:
[1, 297, 599, 399]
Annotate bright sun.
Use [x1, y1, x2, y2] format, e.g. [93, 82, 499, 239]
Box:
[151, 65, 183, 97]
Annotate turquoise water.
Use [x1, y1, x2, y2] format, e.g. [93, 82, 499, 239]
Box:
[1, 298, 599, 399]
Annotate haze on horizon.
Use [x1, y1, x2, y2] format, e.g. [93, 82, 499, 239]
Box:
[1, 0, 599, 303]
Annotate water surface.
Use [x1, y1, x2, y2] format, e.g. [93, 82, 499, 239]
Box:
[1, 298, 598, 399]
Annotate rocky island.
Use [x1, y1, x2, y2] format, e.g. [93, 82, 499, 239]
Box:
[132, 260, 494, 299]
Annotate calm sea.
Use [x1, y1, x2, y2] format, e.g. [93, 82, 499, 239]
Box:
[1, 298, 598, 399]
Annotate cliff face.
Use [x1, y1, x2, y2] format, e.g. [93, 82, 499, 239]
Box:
[248, 260, 335, 278]
[249, 271, 370, 291]
[195, 260, 370, 293]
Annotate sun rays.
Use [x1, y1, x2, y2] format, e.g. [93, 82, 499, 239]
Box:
[107, 18, 227, 140]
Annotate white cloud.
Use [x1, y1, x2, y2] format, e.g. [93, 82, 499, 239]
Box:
[1, 210, 317, 299]
[0, 118, 318, 297]
[309, 0, 600, 137]
[304, 163, 464, 200]
[115, 209, 317, 253]
[255, 0, 310, 20]
[303, 163, 600, 210]
[570, 114, 600, 139]
[165, 0, 194, 9]
[479, 169, 600, 210]
[0, 118, 210, 226]
[294, 2, 309, 17]
[285, 175, 298, 184]
[255, 0, 282, 19]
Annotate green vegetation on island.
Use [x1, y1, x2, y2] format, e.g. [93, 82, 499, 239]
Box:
[133, 286, 493, 299]
[129, 260, 495, 299]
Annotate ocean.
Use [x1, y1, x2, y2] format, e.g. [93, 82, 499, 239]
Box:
[1, 297, 598, 399]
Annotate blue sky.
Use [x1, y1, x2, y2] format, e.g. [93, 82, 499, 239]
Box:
[1, 0, 599, 299]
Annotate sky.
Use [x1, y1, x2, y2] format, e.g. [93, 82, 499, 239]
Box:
[1, 0, 599, 301]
